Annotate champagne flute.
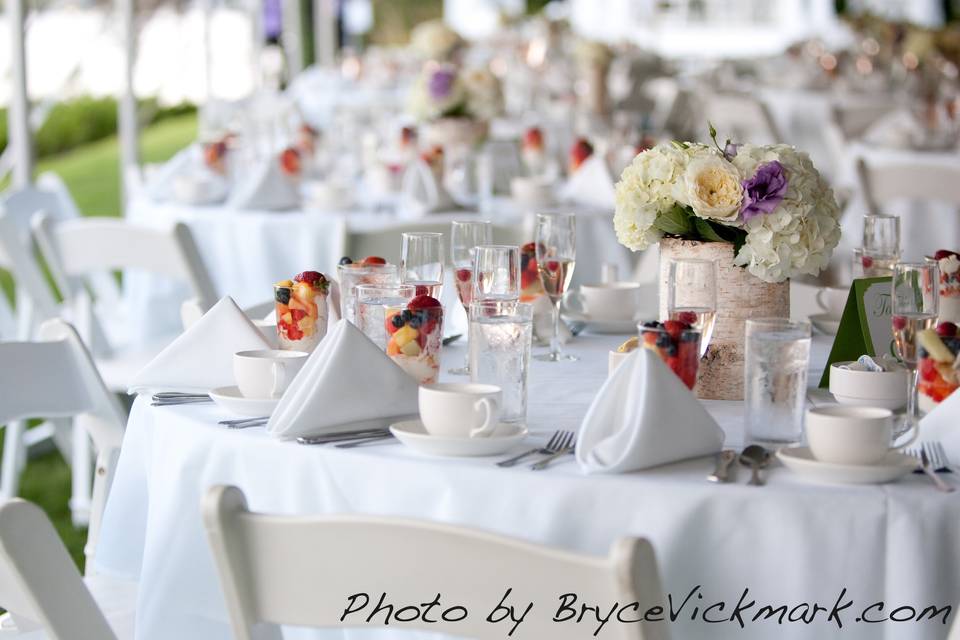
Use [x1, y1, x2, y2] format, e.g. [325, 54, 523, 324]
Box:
[450, 221, 493, 375]
[892, 262, 939, 431]
[534, 213, 576, 362]
[667, 258, 718, 358]
[473, 245, 521, 301]
[401, 232, 444, 298]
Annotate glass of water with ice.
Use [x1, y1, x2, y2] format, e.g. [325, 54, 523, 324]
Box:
[744, 318, 812, 446]
[356, 284, 416, 348]
[469, 300, 534, 424]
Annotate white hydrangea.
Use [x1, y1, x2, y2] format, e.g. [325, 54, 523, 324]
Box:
[461, 68, 503, 121]
[406, 64, 467, 122]
[613, 143, 695, 251]
[410, 20, 463, 61]
[731, 144, 842, 283]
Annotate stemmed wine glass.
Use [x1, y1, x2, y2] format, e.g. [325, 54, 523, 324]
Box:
[534, 213, 576, 362]
[450, 221, 493, 375]
[892, 262, 939, 431]
[667, 259, 718, 358]
[401, 232, 444, 298]
[473, 245, 521, 301]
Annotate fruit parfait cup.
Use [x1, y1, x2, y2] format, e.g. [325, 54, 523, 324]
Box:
[275, 271, 330, 352]
[917, 324, 960, 412]
[385, 294, 444, 384]
[336, 256, 398, 325]
[637, 319, 701, 389]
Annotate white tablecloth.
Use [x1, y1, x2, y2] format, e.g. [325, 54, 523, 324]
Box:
[123, 196, 634, 342]
[95, 332, 960, 640]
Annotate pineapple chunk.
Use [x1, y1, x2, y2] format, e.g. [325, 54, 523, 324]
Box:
[400, 340, 421, 356]
[919, 329, 954, 363]
[281, 312, 293, 325]
[617, 337, 639, 353]
[393, 325, 419, 348]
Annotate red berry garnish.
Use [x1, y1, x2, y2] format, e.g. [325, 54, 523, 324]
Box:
[861, 255, 874, 269]
[677, 311, 697, 325]
[456, 268, 472, 282]
[663, 320, 685, 340]
[937, 321, 958, 337]
[934, 249, 959, 260]
[546, 260, 560, 271]
[521, 242, 537, 255]
[415, 285, 429, 297]
[361, 256, 387, 265]
[892, 315, 907, 331]
[919, 357, 937, 382]
[408, 295, 442, 310]
[293, 271, 325, 286]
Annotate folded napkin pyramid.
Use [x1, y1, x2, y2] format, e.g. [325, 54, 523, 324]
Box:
[559, 155, 616, 210]
[228, 157, 300, 211]
[920, 390, 960, 460]
[267, 319, 420, 440]
[400, 159, 456, 216]
[576, 348, 724, 473]
[128, 296, 270, 394]
[145, 145, 201, 203]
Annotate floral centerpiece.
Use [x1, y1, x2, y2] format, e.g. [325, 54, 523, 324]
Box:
[613, 126, 842, 399]
[407, 63, 503, 150]
[410, 19, 464, 62]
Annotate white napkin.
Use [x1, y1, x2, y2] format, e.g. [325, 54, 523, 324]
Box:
[228, 158, 301, 211]
[266, 319, 419, 440]
[400, 159, 456, 216]
[576, 348, 724, 473]
[145, 145, 203, 203]
[920, 390, 960, 461]
[559, 155, 616, 210]
[128, 296, 270, 394]
[863, 110, 921, 150]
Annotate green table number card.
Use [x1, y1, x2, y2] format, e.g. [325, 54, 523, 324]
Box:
[819, 277, 894, 388]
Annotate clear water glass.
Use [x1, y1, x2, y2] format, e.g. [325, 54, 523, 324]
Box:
[473, 245, 521, 301]
[852, 247, 898, 278]
[863, 213, 901, 255]
[892, 262, 939, 428]
[469, 300, 534, 424]
[337, 263, 398, 325]
[744, 318, 812, 446]
[401, 232, 444, 296]
[450, 221, 493, 375]
[355, 284, 416, 348]
[667, 258, 718, 357]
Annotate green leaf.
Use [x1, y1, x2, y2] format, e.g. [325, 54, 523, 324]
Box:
[708, 121, 717, 140]
[693, 218, 725, 242]
[654, 205, 693, 236]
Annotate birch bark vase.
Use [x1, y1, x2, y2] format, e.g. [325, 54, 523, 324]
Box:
[658, 238, 790, 400]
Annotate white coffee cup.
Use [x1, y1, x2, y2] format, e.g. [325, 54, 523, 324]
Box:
[234, 349, 308, 399]
[419, 383, 502, 438]
[805, 406, 919, 466]
[565, 282, 642, 322]
[815, 286, 848, 318]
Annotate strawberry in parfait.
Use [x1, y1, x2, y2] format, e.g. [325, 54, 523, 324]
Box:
[275, 270, 330, 352]
[384, 294, 444, 384]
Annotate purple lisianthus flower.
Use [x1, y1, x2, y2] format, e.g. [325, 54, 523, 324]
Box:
[723, 142, 740, 160]
[428, 67, 456, 101]
[740, 160, 788, 220]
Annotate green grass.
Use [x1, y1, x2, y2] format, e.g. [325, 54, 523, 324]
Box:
[1, 113, 197, 569]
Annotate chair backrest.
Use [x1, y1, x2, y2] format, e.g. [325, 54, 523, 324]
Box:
[0, 319, 126, 570]
[701, 91, 782, 145]
[203, 485, 668, 640]
[0, 498, 117, 639]
[32, 213, 219, 315]
[0, 210, 62, 339]
[856, 156, 960, 216]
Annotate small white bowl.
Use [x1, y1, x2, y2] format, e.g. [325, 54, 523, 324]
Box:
[829, 362, 908, 411]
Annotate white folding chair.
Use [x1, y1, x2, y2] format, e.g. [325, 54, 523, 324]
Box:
[202, 485, 669, 640]
[0, 498, 135, 639]
[0, 319, 126, 571]
[856, 156, 960, 216]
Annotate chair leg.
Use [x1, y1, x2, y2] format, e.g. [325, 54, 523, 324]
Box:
[0, 420, 28, 499]
[69, 423, 93, 527]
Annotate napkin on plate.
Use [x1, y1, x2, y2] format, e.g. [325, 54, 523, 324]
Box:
[576, 348, 724, 473]
[128, 296, 270, 394]
[145, 145, 203, 203]
[559, 155, 616, 210]
[266, 319, 419, 439]
[920, 390, 960, 460]
[400, 158, 456, 216]
[228, 157, 301, 211]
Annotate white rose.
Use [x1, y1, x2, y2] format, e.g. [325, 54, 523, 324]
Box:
[683, 155, 743, 221]
[940, 254, 960, 275]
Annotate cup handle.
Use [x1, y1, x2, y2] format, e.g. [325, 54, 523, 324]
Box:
[469, 397, 499, 438]
[892, 418, 921, 452]
[815, 288, 828, 312]
[270, 362, 286, 399]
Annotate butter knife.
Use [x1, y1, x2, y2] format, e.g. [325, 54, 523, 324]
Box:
[707, 450, 737, 483]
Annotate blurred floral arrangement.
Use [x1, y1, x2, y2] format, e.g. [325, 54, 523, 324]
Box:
[406, 62, 503, 122]
[409, 19, 464, 62]
[613, 126, 841, 284]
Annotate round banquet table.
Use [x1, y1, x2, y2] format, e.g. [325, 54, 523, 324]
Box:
[94, 331, 960, 640]
[122, 195, 634, 343]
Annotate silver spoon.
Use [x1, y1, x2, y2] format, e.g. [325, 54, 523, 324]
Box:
[708, 450, 737, 483]
[739, 445, 771, 486]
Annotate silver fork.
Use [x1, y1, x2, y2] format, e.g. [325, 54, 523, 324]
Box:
[530, 432, 576, 471]
[218, 417, 269, 429]
[918, 448, 955, 493]
[926, 441, 956, 474]
[497, 430, 571, 468]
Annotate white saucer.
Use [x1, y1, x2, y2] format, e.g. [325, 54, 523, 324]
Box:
[777, 446, 918, 485]
[209, 386, 280, 417]
[809, 313, 841, 335]
[389, 419, 527, 457]
[561, 310, 638, 334]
